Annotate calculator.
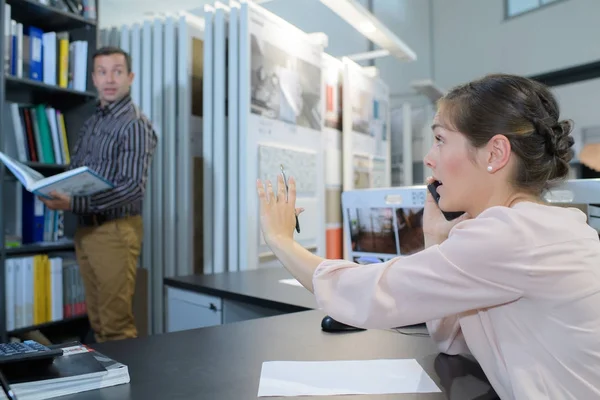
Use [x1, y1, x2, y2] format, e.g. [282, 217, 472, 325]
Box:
[0, 340, 63, 365]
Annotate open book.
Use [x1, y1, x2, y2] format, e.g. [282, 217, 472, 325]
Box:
[0, 151, 113, 198]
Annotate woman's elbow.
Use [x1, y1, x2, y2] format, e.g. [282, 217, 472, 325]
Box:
[321, 302, 422, 331]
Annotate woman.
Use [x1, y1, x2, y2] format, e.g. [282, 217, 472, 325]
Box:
[256, 74, 600, 400]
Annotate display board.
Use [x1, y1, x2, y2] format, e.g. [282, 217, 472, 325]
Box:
[202, 5, 214, 275]
[238, 0, 327, 270]
[321, 53, 344, 259]
[212, 2, 228, 274]
[176, 13, 204, 279]
[99, 11, 204, 334]
[227, 1, 241, 274]
[342, 57, 391, 192]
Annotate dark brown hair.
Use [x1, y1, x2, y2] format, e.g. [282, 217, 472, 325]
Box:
[93, 46, 132, 73]
[438, 73, 574, 194]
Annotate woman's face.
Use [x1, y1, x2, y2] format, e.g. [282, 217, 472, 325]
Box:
[423, 112, 489, 213]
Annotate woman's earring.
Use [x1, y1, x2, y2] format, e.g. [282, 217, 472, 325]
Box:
[487, 165, 493, 172]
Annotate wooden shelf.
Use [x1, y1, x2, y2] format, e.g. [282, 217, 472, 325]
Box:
[6, 0, 96, 31]
[5, 75, 97, 109]
[7, 314, 88, 335]
[6, 242, 75, 256]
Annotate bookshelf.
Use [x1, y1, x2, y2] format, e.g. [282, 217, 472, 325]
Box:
[0, 0, 99, 342]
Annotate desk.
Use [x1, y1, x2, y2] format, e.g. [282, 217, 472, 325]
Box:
[60, 310, 497, 399]
[164, 268, 318, 332]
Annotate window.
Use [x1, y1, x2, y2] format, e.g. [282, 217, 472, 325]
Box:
[505, 0, 565, 19]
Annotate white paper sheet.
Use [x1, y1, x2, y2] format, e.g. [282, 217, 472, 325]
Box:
[257, 359, 441, 397]
[278, 278, 303, 287]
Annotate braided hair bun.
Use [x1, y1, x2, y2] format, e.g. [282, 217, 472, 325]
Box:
[438, 73, 575, 193]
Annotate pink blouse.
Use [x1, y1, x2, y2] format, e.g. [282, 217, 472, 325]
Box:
[312, 202, 600, 400]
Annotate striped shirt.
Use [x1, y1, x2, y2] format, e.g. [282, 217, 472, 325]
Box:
[68, 94, 157, 219]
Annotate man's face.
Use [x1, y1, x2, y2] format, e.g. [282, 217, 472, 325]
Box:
[92, 53, 134, 105]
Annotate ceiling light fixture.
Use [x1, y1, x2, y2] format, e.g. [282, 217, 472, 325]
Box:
[319, 0, 416, 61]
[347, 49, 390, 62]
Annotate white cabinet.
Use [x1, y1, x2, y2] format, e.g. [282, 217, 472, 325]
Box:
[166, 287, 222, 333]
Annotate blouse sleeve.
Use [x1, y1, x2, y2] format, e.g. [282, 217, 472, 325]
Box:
[426, 316, 470, 355]
[312, 207, 531, 329]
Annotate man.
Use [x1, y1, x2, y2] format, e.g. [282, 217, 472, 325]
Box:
[41, 46, 157, 342]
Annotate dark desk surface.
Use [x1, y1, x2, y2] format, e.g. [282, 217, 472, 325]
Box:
[60, 310, 497, 400]
[164, 267, 318, 312]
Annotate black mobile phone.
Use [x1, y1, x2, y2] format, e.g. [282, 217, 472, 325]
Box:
[426, 180, 465, 221]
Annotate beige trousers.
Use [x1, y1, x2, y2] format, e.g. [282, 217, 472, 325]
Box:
[74, 215, 143, 342]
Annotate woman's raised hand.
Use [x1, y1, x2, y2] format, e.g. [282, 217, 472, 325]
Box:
[256, 174, 304, 245]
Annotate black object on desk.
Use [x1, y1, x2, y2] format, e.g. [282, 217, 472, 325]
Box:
[435, 353, 499, 399]
[0, 344, 106, 386]
[0, 340, 63, 365]
[0, 339, 64, 400]
[321, 315, 366, 333]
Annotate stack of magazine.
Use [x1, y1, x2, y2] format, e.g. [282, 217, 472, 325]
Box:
[0, 342, 130, 399]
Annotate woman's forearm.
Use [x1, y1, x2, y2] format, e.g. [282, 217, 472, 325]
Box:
[266, 236, 325, 292]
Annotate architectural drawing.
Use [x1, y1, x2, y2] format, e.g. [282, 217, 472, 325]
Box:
[258, 144, 318, 195]
[352, 153, 371, 189]
[250, 34, 322, 130]
[372, 158, 387, 188]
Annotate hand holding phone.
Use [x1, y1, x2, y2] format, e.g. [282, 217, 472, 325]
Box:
[426, 180, 465, 221]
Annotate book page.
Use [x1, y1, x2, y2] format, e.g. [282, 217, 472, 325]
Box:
[0, 151, 44, 190]
[33, 169, 113, 197]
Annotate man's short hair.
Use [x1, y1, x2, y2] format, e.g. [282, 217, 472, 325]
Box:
[93, 46, 132, 73]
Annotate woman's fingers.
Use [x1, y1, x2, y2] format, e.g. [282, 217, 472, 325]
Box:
[257, 179, 266, 201]
[257, 179, 269, 215]
[288, 176, 297, 204]
[266, 180, 275, 203]
[257, 176, 297, 207]
[277, 174, 287, 203]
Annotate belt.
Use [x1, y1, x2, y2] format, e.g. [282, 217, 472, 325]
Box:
[78, 213, 133, 227]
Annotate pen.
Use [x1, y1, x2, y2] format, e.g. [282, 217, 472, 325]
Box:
[0, 370, 17, 400]
[280, 165, 300, 233]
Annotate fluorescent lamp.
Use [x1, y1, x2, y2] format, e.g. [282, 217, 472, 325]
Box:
[359, 21, 376, 34]
[319, 0, 416, 61]
[347, 49, 390, 62]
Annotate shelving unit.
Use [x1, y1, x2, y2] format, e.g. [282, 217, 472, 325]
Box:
[6, 74, 96, 107]
[0, 0, 99, 342]
[6, 242, 77, 256]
